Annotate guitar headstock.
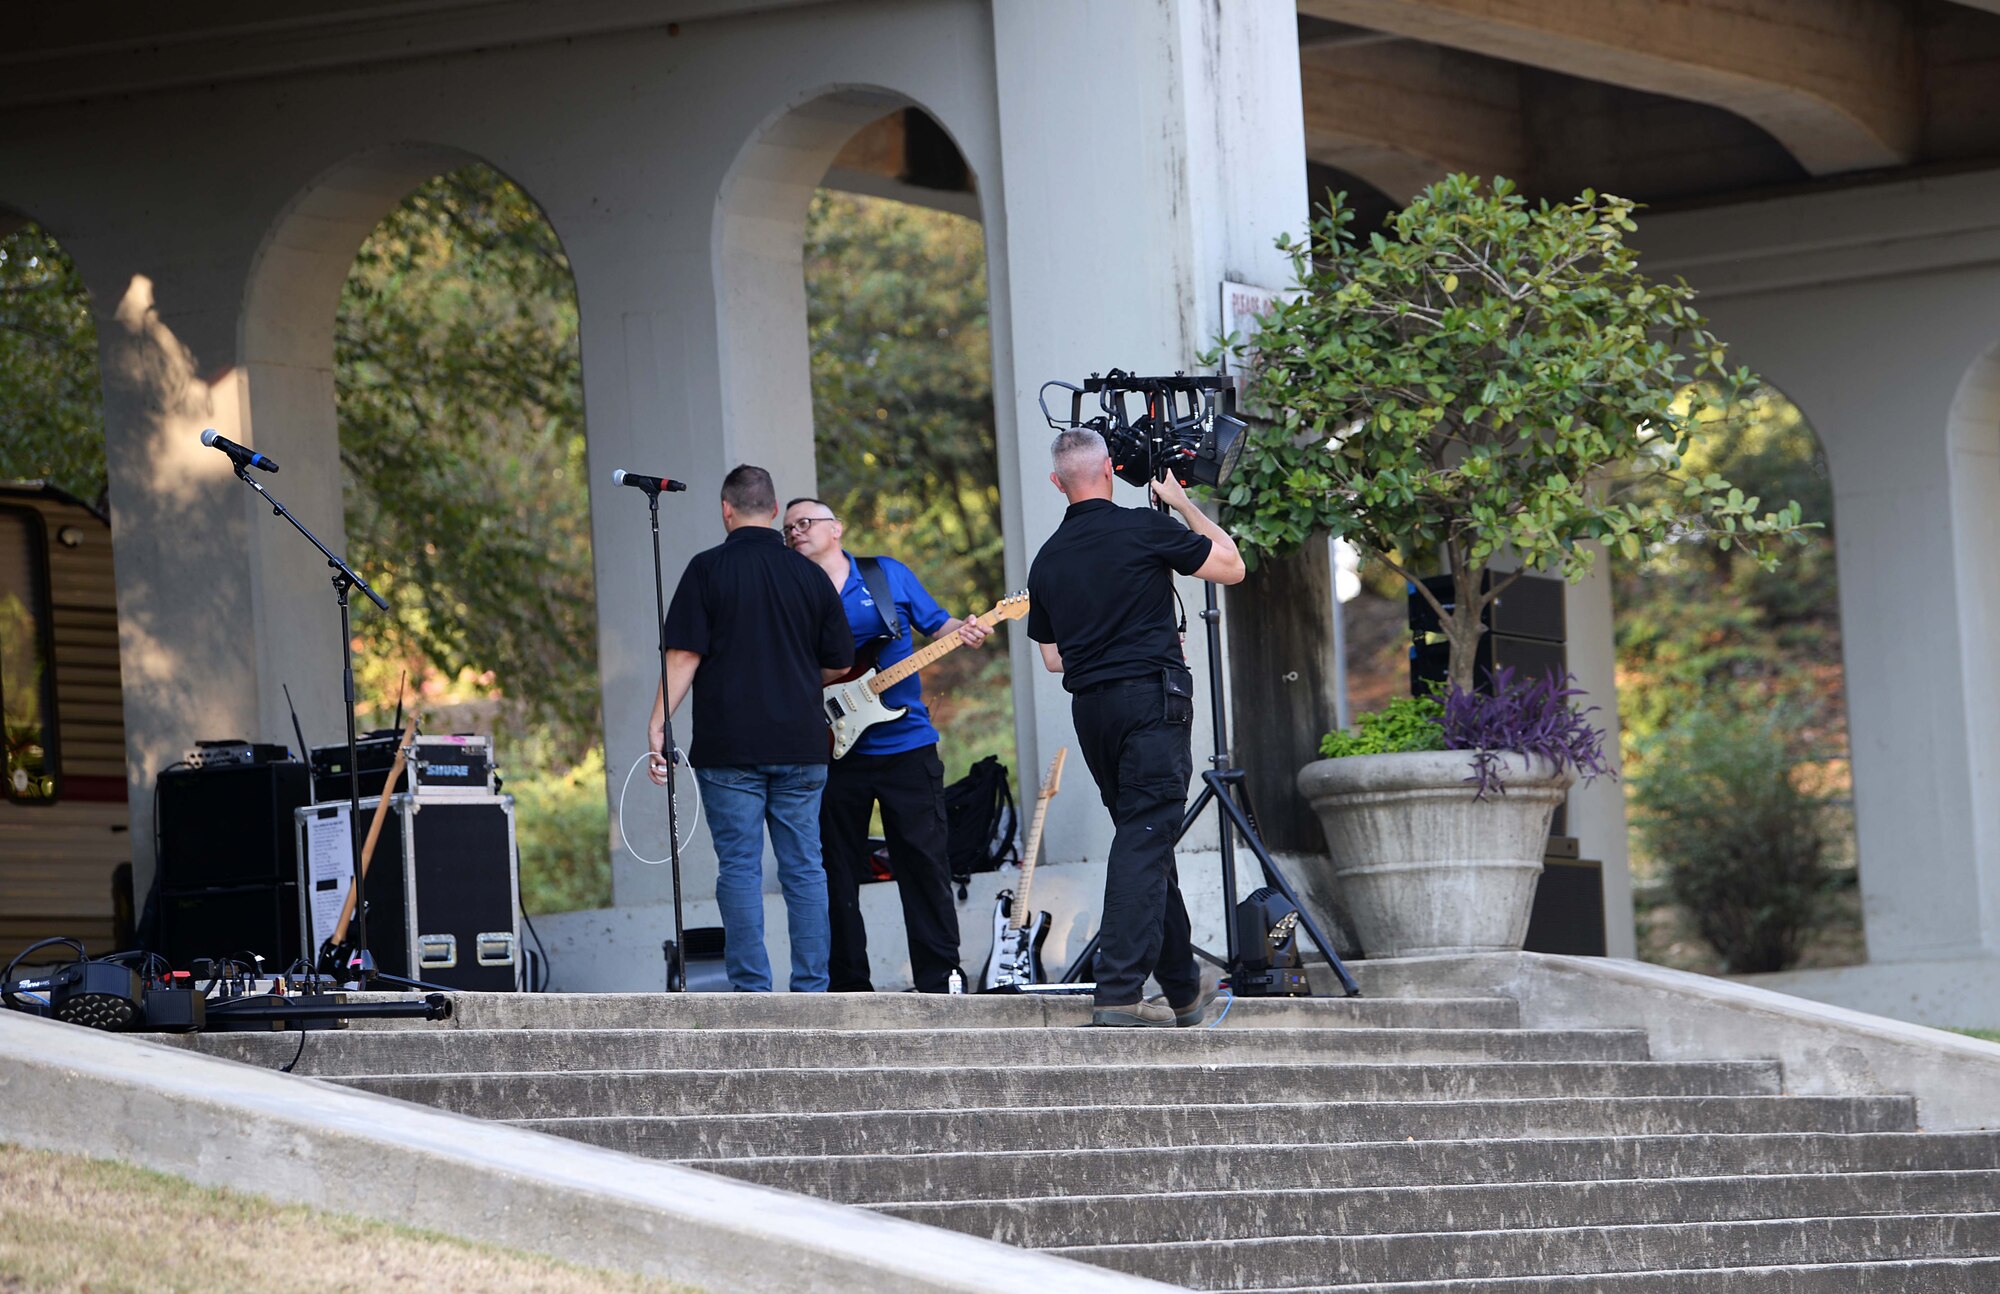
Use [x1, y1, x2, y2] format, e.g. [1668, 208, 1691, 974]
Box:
[984, 591, 1031, 625]
[1040, 746, 1067, 800]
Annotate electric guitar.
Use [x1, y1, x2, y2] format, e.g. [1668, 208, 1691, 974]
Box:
[823, 591, 1031, 759]
[981, 746, 1066, 992]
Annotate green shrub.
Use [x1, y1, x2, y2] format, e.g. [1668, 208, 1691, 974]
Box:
[1320, 695, 1446, 758]
[510, 746, 612, 915]
[1632, 707, 1834, 973]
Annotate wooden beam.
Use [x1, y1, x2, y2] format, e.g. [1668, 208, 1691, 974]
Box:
[1301, 40, 1527, 203]
[1298, 0, 1918, 175]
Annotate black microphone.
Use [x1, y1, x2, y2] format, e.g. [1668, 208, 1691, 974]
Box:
[611, 469, 688, 494]
[201, 428, 280, 473]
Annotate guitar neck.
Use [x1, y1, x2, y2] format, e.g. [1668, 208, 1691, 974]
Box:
[1010, 798, 1052, 928]
[868, 606, 1001, 694]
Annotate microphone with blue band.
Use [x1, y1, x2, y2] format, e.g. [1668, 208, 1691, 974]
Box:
[611, 469, 688, 494]
[201, 428, 280, 473]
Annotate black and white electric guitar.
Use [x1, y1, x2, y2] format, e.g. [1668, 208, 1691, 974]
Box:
[823, 591, 1030, 759]
[980, 746, 1065, 992]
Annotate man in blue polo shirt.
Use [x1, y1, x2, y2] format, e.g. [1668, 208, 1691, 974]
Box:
[784, 496, 990, 992]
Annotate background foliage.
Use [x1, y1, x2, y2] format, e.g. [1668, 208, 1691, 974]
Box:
[337, 165, 599, 764]
[0, 225, 104, 504]
[1632, 704, 1838, 973]
[804, 191, 1013, 786]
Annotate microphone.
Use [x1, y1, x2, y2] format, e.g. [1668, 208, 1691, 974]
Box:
[611, 469, 688, 494]
[201, 429, 280, 473]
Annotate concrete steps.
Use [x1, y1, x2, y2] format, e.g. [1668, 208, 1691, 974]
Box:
[177, 988, 2000, 1291]
[516, 1094, 1915, 1160]
[339, 1060, 1780, 1118]
[880, 1171, 2000, 1245]
[1065, 1213, 2000, 1287]
[705, 1131, 2000, 1202]
[1312, 1257, 2000, 1292]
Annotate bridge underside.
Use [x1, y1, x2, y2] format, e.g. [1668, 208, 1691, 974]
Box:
[3, 1, 1999, 1010]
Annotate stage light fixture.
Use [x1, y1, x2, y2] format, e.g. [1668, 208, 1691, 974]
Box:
[47, 961, 145, 1030]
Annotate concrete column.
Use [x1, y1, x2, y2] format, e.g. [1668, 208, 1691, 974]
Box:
[989, 0, 1309, 869]
[566, 213, 735, 913]
[66, 195, 347, 900]
[87, 256, 260, 901]
[1564, 549, 1636, 959]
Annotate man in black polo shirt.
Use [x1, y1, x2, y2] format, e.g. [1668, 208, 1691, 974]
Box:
[1026, 429, 1246, 1027]
[648, 464, 853, 992]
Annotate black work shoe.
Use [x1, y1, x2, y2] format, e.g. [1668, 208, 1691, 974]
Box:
[1090, 1000, 1176, 1028]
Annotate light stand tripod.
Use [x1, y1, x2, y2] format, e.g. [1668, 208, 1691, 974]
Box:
[228, 465, 386, 987]
[1061, 577, 1362, 998]
[622, 473, 690, 992]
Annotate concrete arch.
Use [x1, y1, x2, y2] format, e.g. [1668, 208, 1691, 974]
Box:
[712, 85, 991, 486]
[234, 144, 583, 747]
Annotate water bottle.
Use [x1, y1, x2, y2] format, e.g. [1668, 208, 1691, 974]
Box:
[947, 969, 964, 995]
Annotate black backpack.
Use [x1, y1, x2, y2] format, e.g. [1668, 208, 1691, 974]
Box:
[944, 755, 1019, 898]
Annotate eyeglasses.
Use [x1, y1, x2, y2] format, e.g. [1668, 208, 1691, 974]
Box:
[784, 516, 837, 534]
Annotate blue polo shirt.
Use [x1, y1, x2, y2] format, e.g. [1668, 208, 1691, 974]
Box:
[838, 553, 952, 757]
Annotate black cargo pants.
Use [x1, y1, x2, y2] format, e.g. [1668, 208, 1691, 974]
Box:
[819, 742, 964, 993]
[1071, 673, 1201, 1008]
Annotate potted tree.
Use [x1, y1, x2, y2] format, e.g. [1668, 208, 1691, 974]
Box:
[1222, 175, 1811, 957]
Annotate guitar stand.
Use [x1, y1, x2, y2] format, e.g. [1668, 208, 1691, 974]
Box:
[1060, 579, 1362, 998]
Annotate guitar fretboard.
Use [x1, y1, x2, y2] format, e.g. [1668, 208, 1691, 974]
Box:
[868, 605, 1008, 694]
[1010, 747, 1065, 930]
[1010, 795, 1053, 929]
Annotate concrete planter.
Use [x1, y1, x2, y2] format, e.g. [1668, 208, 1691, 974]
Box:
[1296, 751, 1575, 958]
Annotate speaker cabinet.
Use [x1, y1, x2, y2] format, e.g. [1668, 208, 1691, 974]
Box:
[156, 762, 313, 889]
[159, 882, 301, 970]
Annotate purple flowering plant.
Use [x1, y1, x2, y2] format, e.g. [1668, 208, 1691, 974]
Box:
[1441, 667, 1616, 798]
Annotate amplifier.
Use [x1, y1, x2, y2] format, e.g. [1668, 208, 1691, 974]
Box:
[408, 734, 495, 796]
[296, 791, 520, 991]
[183, 740, 293, 769]
[310, 730, 403, 801]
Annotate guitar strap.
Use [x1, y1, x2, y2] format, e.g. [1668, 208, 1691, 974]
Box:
[856, 555, 903, 642]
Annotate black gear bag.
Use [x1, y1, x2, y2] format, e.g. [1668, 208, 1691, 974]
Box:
[943, 754, 1018, 899]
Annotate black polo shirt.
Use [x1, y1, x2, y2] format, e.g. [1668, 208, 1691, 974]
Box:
[1026, 499, 1212, 694]
[663, 525, 852, 767]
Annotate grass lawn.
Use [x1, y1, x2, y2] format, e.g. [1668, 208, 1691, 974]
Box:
[0, 1143, 700, 1294]
[1951, 1028, 2000, 1044]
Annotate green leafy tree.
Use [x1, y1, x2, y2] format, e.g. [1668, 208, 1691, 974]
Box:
[804, 191, 1012, 781]
[1614, 383, 1843, 762]
[805, 191, 1000, 615]
[1230, 174, 1814, 695]
[0, 224, 104, 504]
[337, 165, 598, 760]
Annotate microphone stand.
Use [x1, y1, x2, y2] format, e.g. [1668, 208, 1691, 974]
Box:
[636, 482, 689, 993]
[229, 464, 388, 987]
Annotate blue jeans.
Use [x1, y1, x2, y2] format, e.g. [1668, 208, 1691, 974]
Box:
[695, 763, 832, 992]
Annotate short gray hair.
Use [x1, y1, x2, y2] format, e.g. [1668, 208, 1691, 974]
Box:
[1051, 428, 1109, 489]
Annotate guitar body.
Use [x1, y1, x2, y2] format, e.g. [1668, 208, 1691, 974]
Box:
[823, 638, 906, 759]
[980, 888, 1051, 992]
[819, 594, 1031, 761]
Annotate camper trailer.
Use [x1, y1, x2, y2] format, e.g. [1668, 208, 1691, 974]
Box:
[0, 481, 129, 958]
